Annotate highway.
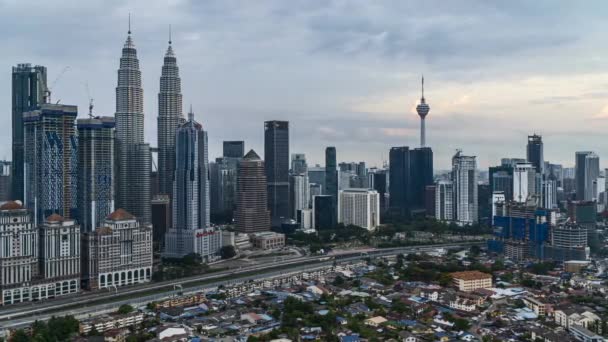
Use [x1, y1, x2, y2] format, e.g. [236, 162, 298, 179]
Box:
[0, 242, 482, 330]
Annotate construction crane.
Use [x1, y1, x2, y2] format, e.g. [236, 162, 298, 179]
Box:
[85, 82, 94, 118]
[44, 66, 70, 104]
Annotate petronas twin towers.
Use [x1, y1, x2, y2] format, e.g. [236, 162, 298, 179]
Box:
[114, 24, 204, 231]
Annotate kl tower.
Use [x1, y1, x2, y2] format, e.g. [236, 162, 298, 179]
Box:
[416, 76, 430, 147]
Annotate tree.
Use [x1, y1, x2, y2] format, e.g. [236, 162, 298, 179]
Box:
[117, 304, 135, 315]
[438, 273, 452, 287]
[333, 275, 345, 286]
[453, 318, 471, 331]
[9, 330, 29, 342]
[220, 245, 237, 259]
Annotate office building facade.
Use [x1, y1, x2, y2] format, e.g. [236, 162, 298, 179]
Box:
[526, 134, 544, 175]
[313, 195, 336, 230]
[0, 201, 38, 305]
[325, 147, 338, 212]
[264, 121, 289, 226]
[164, 111, 210, 258]
[39, 214, 81, 298]
[82, 209, 152, 290]
[235, 150, 270, 233]
[77, 117, 116, 233]
[223, 141, 244, 158]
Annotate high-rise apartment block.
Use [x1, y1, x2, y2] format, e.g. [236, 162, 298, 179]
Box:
[338, 189, 380, 231]
[23, 103, 78, 226]
[452, 150, 478, 225]
[435, 180, 454, 221]
[12, 64, 47, 202]
[513, 163, 536, 203]
[77, 117, 115, 233]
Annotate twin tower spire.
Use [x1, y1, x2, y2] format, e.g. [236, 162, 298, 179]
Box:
[118, 17, 197, 203]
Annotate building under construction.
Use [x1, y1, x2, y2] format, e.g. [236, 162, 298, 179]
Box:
[77, 116, 115, 233]
[23, 103, 78, 226]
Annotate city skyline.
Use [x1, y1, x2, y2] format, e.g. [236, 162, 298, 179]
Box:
[2, 2, 608, 168]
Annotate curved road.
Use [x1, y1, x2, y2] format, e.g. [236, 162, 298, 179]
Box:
[0, 242, 481, 330]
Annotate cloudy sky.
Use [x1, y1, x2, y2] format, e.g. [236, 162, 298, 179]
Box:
[1, 0, 608, 169]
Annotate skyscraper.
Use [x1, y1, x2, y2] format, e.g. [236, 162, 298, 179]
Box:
[157, 33, 183, 198]
[584, 153, 600, 202]
[389, 147, 410, 217]
[11, 64, 47, 202]
[210, 158, 239, 222]
[164, 109, 210, 258]
[115, 25, 151, 224]
[435, 180, 454, 221]
[264, 121, 289, 226]
[526, 134, 544, 175]
[291, 153, 308, 175]
[77, 117, 115, 233]
[325, 147, 338, 220]
[313, 195, 336, 230]
[290, 174, 310, 219]
[236, 150, 270, 233]
[576, 152, 592, 201]
[409, 147, 434, 212]
[23, 104, 78, 226]
[513, 163, 535, 203]
[223, 141, 245, 159]
[489, 165, 514, 201]
[416, 76, 430, 147]
[452, 150, 478, 225]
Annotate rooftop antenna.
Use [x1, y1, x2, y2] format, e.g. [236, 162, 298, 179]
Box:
[169, 24, 172, 45]
[128, 13, 131, 35]
[188, 104, 194, 121]
[85, 82, 94, 118]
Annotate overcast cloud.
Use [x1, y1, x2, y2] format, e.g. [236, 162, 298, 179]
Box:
[1, 0, 608, 169]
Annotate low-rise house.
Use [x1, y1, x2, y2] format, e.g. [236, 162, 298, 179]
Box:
[365, 316, 388, 327]
[569, 324, 604, 342]
[79, 312, 145, 335]
[523, 297, 547, 316]
[450, 271, 493, 292]
[398, 331, 418, 342]
[554, 308, 600, 330]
